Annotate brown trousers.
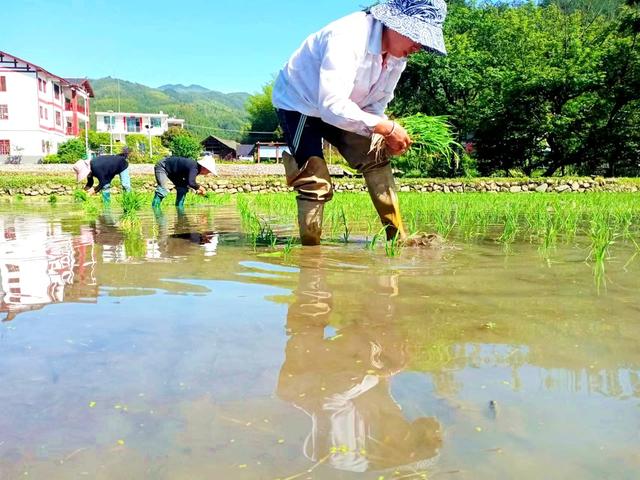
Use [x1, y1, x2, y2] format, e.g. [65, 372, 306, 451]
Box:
[283, 132, 391, 203]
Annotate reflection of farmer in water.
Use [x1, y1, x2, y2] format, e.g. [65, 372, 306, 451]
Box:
[277, 260, 442, 473]
[150, 209, 219, 259]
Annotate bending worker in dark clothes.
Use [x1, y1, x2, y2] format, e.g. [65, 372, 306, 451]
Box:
[152, 155, 217, 209]
[73, 148, 131, 203]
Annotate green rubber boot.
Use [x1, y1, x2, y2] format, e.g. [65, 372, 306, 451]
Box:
[152, 192, 163, 209]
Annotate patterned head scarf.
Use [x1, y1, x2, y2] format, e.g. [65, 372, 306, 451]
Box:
[370, 0, 448, 55]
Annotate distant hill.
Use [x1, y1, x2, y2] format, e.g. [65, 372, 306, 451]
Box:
[158, 83, 211, 93]
[90, 77, 250, 140]
[157, 83, 249, 111]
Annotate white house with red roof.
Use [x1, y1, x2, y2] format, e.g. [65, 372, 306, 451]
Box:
[0, 51, 94, 163]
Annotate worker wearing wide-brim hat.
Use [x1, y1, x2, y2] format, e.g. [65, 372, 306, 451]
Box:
[272, 0, 447, 246]
[73, 147, 132, 203]
[151, 154, 217, 209]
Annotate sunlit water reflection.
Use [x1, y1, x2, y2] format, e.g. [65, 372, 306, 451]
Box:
[0, 204, 639, 479]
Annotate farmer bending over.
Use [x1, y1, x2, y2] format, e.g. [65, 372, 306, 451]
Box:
[273, 0, 447, 245]
[152, 155, 217, 209]
[73, 148, 131, 203]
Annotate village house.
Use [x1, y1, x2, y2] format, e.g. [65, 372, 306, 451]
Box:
[95, 111, 185, 143]
[0, 50, 93, 164]
[201, 135, 290, 162]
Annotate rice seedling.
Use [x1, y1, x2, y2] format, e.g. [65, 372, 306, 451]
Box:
[366, 227, 385, 251]
[48, 194, 57, 205]
[384, 230, 403, 257]
[396, 114, 461, 176]
[282, 236, 296, 261]
[73, 189, 88, 203]
[119, 191, 144, 219]
[233, 191, 639, 277]
[338, 206, 350, 243]
[498, 210, 519, 245]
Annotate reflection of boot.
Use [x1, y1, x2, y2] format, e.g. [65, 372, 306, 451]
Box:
[152, 192, 163, 209]
[364, 167, 406, 241]
[175, 188, 188, 208]
[102, 190, 111, 203]
[298, 199, 324, 246]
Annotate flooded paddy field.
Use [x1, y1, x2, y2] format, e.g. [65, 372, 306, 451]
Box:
[0, 193, 639, 479]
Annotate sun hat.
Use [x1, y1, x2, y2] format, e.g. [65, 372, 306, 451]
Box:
[197, 154, 217, 175]
[370, 0, 447, 55]
[72, 159, 91, 182]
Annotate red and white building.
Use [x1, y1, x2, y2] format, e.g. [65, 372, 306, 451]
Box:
[0, 51, 94, 163]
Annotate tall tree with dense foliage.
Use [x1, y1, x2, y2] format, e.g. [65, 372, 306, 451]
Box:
[160, 126, 196, 149]
[242, 82, 281, 144]
[169, 135, 202, 160]
[57, 138, 87, 163]
[390, 0, 640, 176]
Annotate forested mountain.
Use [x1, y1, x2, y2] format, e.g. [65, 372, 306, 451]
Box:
[90, 77, 249, 139]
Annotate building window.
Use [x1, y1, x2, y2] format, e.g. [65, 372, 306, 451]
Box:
[43, 80, 46, 93]
[0, 140, 9, 155]
[54, 84, 60, 99]
[103, 115, 114, 126]
[151, 117, 162, 128]
[39, 106, 43, 119]
[56, 111, 62, 126]
[0, 105, 8, 120]
[0, 76, 6, 92]
[126, 117, 141, 133]
[42, 140, 46, 153]
[44, 109, 48, 120]
[38, 79, 42, 91]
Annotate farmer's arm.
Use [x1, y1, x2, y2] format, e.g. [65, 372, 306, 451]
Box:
[317, 33, 384, 137]
[187, 163, 201, 191]
[85, 174, 95, 191]
[318, 35, 410, 154]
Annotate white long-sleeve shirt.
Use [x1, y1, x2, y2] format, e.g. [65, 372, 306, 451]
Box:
[272, 12, 407, 137]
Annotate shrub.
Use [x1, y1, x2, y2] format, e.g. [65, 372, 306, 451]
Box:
[169, 135, 202, 160]
[161, 126, 196, 148]
[56, 138, 87, 163]
[42, 154, 62, 164]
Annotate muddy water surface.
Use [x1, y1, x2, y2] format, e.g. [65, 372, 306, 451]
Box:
[0, 204, 639, 479]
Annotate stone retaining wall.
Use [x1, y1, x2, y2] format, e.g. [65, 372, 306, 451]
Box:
[0, 163, 348, 177]
[2, 176, 639, 197]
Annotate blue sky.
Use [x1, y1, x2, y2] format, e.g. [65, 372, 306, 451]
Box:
[3, 0, 368, 94]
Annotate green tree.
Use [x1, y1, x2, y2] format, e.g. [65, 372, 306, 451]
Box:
[390, 1, 640, 177]
[81, 130, 111, 152]
[57, 138, 87, 163]
[169, 135, 202, 159]
[160, 126, 196, 148]
[242, 82, 281, 144]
